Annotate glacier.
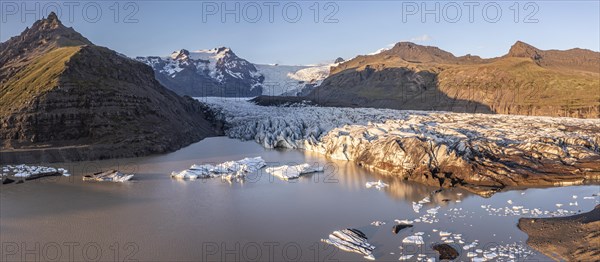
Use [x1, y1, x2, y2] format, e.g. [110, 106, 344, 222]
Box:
[201, 98, 600, 195]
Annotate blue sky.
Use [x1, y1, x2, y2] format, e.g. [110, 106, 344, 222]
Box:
[1, 1, 599, 65]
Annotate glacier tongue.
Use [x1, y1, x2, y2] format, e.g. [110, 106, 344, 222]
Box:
[201, 98, 600, 195]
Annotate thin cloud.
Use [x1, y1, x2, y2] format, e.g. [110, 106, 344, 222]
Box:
[409, 34, 432, 42]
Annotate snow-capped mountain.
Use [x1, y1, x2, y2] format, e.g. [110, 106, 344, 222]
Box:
[137, 48, 335, 97]
[137, 48, 263, 97]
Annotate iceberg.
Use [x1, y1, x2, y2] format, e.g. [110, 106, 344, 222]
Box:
[83, 170, 134, 182]
[365, 180, 389, 190]
[321, 229, 375, 260]
[402, 235, 425, 245]
[171, 157, 266, 180]
[265, 163, 324, 181]
[1, 164, 69, 181]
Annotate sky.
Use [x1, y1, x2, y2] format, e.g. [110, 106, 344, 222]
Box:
[1, 1, 599, 65]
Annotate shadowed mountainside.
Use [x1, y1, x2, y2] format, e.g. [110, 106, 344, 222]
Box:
[0, 13, 221, 163]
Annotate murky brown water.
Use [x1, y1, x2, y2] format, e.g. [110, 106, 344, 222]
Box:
[1, 137, 598, 261]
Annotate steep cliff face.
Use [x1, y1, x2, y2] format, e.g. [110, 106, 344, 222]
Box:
[0, 13, 220, 162]
[308, 41, 599, 118]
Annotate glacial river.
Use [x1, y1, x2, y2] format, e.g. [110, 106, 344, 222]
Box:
[1, 137, 598, 261]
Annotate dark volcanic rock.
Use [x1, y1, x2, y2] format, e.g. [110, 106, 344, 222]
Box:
[432, 243, 459, 260]
[392, 224, 413, 234]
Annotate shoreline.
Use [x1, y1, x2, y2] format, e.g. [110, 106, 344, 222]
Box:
[518, 205, 600, 261]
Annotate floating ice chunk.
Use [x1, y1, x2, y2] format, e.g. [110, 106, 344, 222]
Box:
[371, 221, 386, 226]
[322, 229, 375, 260]
[413, 202, 423, 213]
[266, 163, 324, 181]
[439, 231, 452, 237]
[418, 197, 431, 204]
[395, 219, 414, 224]
[583, 196, 595, 200]
[507, 200, 513, 204]
[573, 195, 578, 199]
[556, 203, 563, 207]
[172, 157, 266, 180]
[2, 165, 67, 179]
[426, 207, 441, 214]
[83, 170, 134, 182]
[398, 255, 413, 260]
[467, 252, 478, 257]
[366, 180, 389, 190]
[483, 252, 498, 259]
[402, 235, 425, 245]
[569, 202, 578, 206]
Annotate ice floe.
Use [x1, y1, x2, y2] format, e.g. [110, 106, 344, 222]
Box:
[83, 170, 134, 182]
[171, 157, 266, 181]
[371, 221, 386, 226]
[321, 229, 375, 260]
[1, 164, 69, 179]
[402, 233, 425, 245]
[366, 180, 389, 190]
[265, 163, 323, 181]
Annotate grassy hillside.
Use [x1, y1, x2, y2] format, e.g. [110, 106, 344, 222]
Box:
[309, 42, 599, 118]
[439, 58, 600, 117]
[0, 46, 81, 114]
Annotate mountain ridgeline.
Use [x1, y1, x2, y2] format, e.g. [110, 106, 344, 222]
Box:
[254, 41, 599, 119]
[136, 49, 333, 98]
[0, 13, 220, 162]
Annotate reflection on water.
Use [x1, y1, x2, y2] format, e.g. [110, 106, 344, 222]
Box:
[1, 137, 598, 261]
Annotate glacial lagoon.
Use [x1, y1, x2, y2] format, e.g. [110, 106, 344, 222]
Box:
[1, 137, 598, 261]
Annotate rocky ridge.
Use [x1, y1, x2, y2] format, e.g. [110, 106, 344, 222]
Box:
[0, 13, 220, 163]
[305, 41, 600, 118]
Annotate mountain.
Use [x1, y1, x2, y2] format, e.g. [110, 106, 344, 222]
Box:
[0, 13, 220, 162]
[299, 41, 599, 118]
[137, 50, 334, 97]
[136, 48, 263, 97]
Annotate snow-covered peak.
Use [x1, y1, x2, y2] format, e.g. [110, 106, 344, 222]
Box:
[369, 47, 392, 55]
[188, 47, 232, 61]
[170, 49, 190, 60]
